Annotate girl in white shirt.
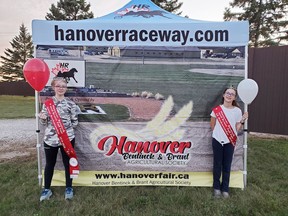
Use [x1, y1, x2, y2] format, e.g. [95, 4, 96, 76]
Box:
[210, 87, 248, 198]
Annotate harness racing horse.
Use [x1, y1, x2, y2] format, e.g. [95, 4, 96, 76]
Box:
[56, 68, 78, 83]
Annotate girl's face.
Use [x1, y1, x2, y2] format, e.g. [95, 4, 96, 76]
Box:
[223, 88, 236, 103]
[53, 80, 67, 96]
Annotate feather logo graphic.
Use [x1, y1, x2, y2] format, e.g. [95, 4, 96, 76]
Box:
[90, 96, 193, 157]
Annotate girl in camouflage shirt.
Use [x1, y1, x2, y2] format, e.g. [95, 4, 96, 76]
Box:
[39, 77, 78, 201]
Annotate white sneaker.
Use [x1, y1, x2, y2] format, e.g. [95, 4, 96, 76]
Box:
[40, 189, 52, 201]
[65, 187, 73, 200]
[213, 189, 221, 198]
[222, 191, 230, 198]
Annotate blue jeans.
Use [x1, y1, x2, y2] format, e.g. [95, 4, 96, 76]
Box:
[212, 138, 235, 192]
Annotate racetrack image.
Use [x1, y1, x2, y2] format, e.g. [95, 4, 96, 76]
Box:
[85, 54, 244, 121]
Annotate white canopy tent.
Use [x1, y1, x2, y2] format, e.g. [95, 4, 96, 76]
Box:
[32, 0, 250, 188]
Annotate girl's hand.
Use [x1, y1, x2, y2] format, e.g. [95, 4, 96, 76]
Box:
[241, 112, 248, 123]
[38, 112, 47, 120]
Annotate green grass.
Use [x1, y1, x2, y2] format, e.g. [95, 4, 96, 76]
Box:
[0, 95, 35, 119]
[0, 137, 287, 215]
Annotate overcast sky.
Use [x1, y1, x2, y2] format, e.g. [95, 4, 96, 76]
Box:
[0, 0, 231, 57]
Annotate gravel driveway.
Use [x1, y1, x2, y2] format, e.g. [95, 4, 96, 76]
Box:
[0, 118, 36, 162]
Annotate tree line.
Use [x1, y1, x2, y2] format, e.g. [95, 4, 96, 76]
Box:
[0, 0, 287, 81]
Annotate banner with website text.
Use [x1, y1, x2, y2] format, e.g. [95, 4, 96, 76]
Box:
[38, 44, 245, 188]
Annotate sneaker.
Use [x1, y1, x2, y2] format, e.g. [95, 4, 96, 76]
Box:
[222, 191, 230, 199]
[40, 189, 52, 202]
[65, 187, 74, 200]
[213, 189, 221, 198]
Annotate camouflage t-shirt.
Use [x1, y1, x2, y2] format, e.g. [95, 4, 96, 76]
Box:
[41, 97, 78, 147]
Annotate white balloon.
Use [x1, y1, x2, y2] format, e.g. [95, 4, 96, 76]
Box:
[237, 79, 259, 104]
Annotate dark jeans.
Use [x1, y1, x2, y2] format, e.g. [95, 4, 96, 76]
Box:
[43, 138, 75, 189]
[212, 138, 235, 192]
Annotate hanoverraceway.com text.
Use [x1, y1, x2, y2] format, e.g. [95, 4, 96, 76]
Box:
[54, 25, 229, 45]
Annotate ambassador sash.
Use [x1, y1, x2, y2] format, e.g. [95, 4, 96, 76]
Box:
[213, 105, 237, 146]
[45, 98, 79, 178]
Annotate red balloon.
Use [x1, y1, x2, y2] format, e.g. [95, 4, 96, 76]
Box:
[23, 58, 50, 91]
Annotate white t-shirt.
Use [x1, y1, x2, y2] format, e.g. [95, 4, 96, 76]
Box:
[210, 105, 242, 144]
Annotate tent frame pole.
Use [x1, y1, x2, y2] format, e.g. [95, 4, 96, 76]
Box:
[35, 90, 42, 186]
[243, 45, 249, 188]
[33, 45, 42, 187]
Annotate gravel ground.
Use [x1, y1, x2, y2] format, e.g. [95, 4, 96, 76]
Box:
[0, 118, 36, 162]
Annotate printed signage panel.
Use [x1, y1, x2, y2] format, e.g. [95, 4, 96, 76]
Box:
[44, 59, 85, 87]
[38, 44, 246, 188]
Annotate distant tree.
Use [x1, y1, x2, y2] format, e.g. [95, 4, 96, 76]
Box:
[45, 0, 94, 20]
[224, 0, 288, 47]
[152, 0, 183, 15]
[0, 24, 33, 81]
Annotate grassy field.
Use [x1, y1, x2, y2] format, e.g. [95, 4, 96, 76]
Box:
[86, 61, 243, 120]
[0, 137, 287, 215]
[0, 95, 35, 119]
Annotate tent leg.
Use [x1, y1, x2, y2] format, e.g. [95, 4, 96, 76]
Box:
[243, 127, 248, 188]
[35, 91, 42, 187]
[243, 45, 248, 189]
